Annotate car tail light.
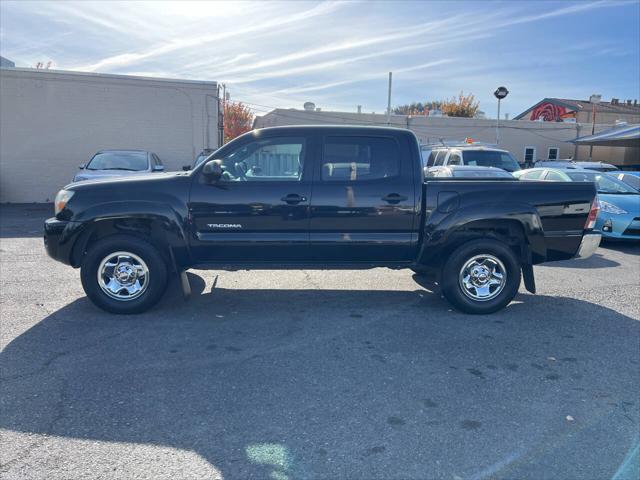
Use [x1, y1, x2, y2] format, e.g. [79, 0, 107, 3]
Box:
[584, 196, 599, 230]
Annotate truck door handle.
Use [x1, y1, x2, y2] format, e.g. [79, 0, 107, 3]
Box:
[382, 193, 407, 204]
[281, 194, 307, 204]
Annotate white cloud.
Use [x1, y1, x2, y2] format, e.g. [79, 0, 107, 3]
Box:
[73, 1, 344, 72]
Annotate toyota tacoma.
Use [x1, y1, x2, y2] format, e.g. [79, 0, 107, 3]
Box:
[44, 126, 601, 315]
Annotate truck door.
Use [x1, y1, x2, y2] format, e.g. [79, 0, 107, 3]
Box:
[188, 134, 314, 262]
[308, 134, 418, 262]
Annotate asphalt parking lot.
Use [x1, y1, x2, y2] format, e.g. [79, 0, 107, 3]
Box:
[1, 204, 639, 480]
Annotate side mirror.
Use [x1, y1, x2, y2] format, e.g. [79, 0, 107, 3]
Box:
[182, 165, 192, 171]
[79, 164, 86, 169]
[202, 159, 223, 180]
[152, 165, 165, 172]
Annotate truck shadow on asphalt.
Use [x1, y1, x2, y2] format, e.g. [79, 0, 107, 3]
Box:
[1, 275, 639, 479]
[541, 252, 621, 269]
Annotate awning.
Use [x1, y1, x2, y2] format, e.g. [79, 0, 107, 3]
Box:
[572, 124, 640, 147]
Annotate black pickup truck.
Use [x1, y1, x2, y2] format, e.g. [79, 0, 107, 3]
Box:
[45, 126, 601, 315]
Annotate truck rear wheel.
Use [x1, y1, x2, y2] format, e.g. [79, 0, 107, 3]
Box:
[80, 235, 168, 314]
[441, 239, 520, 314]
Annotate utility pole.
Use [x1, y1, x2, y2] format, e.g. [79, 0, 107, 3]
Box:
[221, 83, 227, 145]
[588, 94, 601, 160]
[386, 72, 392, 125]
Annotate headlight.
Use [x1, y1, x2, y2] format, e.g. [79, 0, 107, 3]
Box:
[599, 200, 627, 215]
[54, 190, 75, 215]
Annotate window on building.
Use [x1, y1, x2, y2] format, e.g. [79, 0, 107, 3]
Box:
[524, 147, 536, 163]
[548, 147, 559, 160]
[322, 136, 400, 181]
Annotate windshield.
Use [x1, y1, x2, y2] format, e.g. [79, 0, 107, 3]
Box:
[618, 174, 640, 189]
[567, 171, 639, 194]
[463, 151, 521, 172]
[87, 152, 148, 171]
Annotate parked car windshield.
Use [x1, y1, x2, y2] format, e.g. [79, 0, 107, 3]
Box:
[87, 152, 149, 171]
[616, 173, 640, 190]
[463, 151, 521, 172]
[566, 171, 639, 194]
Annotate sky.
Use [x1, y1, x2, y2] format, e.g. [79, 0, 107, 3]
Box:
[1, 0, 639, 118]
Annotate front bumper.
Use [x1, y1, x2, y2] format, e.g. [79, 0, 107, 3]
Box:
[575, 233, 601, 259]
[44, 217, 83, 266]
[596, 214, 640, 241]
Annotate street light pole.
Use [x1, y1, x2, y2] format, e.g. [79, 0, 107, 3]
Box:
[494, 86, 509, 145]
[496, 98, 502, 145]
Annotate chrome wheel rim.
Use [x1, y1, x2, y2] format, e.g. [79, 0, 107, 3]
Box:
[459, 254, 506, 302]
[97, 251, 149, 301]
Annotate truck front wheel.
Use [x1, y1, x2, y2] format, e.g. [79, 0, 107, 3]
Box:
[441, 239, 521, 314]
[80, 235, 168, 314]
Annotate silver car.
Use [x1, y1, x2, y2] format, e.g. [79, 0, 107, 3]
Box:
[426, 165, 516, 179]
[73, 150, 164, 183]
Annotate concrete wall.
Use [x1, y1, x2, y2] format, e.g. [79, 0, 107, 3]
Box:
[254, 109, 580, 163]
[0, 68, 220, 203]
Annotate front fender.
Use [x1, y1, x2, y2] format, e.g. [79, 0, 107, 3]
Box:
[69, 201, 191, 269]
[417, 202, 546, 266]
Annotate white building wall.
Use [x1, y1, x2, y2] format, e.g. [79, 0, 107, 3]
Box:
[0, 68, 219, 202]
[255, 109, 580, 163]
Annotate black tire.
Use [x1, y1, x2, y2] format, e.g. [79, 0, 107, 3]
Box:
[80, 235, 168, 314]
[440, 239, 521, 314]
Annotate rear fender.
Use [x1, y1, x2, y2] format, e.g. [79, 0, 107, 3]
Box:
[417, 202, 546, 268]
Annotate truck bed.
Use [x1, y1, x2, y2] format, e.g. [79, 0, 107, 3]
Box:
[421, 179, 597, 263]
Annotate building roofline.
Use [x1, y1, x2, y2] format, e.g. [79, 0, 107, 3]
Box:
[513, 98, 579, 120]
[0, 66, 217, 87]
[515, 97, 640, 119]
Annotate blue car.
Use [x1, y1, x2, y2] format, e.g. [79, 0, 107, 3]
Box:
[514, 167, 640, 241]
[611, 171, 640, 190]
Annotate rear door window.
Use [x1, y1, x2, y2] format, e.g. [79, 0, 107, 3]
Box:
[434, 150, 447, 166]
[321, 136, 400, 181]
[520, 170, 545, 180]
[544, 170, 566, 181]
[424, 149, 437, 167]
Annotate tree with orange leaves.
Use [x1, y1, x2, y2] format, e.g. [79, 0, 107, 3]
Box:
[441, 91, 480, 118]
[224, 101, 254, 143]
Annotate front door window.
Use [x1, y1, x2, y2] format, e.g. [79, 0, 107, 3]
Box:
[216, 137, 305, 182]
